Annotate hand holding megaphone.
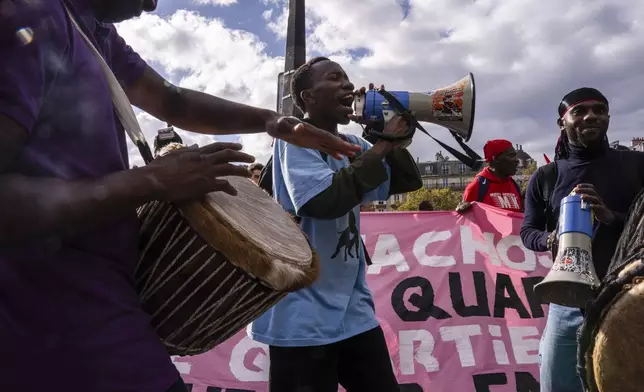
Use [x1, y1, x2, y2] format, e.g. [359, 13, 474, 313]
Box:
[573, 183, 615, 224]
[350, 83, 417, 146]
[347, 83, 385, 128]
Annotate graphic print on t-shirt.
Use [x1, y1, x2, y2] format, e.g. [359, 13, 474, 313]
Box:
[489, 192, 521, 210]
[331, 210, 361, 261]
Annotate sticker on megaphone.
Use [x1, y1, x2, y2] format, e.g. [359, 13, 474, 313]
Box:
[352, 73, 476, 142]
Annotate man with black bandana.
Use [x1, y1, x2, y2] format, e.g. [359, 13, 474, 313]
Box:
[249, 56, 422, 392]
[521, 87, 644, 391]
[0, 2, 359, 392]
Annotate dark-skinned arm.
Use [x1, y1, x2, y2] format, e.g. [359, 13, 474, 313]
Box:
[0, 116, 163, 246]
[299, 143, 421, 219]
[126, 66, 274, 135]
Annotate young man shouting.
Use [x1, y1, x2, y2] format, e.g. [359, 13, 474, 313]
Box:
[249, 57, 422, 392]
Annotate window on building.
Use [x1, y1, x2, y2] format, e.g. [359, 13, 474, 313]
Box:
[458, 163, 466, 173]
[424, 165, 434, 175]
[442, 177, 448, 188]
[441, 164, 449, 175]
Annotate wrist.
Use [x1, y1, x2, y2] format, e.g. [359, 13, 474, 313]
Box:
[105, 165, 160, 204]
[262, 110, 280, 126]
[602, 210, 616, 225]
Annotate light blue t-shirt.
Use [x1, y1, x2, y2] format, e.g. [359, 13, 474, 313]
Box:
[249, 133, 391, 347]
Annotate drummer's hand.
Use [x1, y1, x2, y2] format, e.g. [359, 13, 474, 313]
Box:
[147, 142, 255, 200]
[574, 183, 615, 224]
[265, 114, 360, 160]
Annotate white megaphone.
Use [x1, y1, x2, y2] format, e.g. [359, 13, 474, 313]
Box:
[534, 194, 600, 308]
[352, 73, 476, 142]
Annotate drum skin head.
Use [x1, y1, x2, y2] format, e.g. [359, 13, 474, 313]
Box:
[592, 260, 644, 392]
[180, 175, 319, 292]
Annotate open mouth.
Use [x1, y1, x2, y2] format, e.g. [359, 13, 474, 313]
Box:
[582, 127, 602, 135]
[338, 93, 354, 113]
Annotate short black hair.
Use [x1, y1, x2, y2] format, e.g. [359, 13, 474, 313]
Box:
[248, 162, 264, 172]
[290, 56, 330, 113]
[418, 200, 434, 211]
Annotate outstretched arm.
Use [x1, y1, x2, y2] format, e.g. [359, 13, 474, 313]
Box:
[126, 66, 275, 136]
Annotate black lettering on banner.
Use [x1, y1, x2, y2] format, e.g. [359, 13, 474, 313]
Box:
[521, 276, 547, 318]
[449, 271, 491, 317]
[493, 273, 531, 319]
[184, 384, 193, 391]
[515, 372, 540, 392]
[205, 387, 222, 392]
[391, 276, 451, 321]
[473, 373, 507, 391]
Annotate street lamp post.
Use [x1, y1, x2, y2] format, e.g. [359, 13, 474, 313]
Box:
[276, 0, 306, 118]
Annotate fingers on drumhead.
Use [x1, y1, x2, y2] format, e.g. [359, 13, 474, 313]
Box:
[199, 142, 243, 154]
[216, 163, 252, 178]
[206, 149, 255, 164]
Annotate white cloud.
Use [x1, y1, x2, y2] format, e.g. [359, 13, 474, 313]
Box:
[117, 0, 644, 167]
[192, 0, 238, 5]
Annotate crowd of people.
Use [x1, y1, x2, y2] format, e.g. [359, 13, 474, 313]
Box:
[2, 1, 644, 392]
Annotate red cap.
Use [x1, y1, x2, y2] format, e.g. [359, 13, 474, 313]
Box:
[483, 139, 513, 162]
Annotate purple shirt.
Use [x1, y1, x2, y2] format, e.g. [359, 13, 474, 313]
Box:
[0, 1, 178, 391]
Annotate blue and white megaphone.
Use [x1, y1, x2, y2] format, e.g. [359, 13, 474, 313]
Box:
[352, 73, 481, 169]
[534, 194, 600, 308]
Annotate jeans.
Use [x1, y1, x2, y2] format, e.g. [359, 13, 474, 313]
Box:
[538, 303, 584, 392]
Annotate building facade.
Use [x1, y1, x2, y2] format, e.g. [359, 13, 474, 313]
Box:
[631, 138, 644, 152]
[371, 144, 535, 211]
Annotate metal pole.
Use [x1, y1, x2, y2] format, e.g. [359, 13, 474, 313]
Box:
[277, 0, 306, 118]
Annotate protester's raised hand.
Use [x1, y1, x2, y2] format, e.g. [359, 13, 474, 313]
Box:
[265, 115, 360, 160]
[146, 142, 255, 201]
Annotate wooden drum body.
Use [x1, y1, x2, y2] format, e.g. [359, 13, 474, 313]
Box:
[135, 174, 319, 356]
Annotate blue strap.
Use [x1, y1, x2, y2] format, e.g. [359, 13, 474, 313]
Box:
[476, 176, 489, 202]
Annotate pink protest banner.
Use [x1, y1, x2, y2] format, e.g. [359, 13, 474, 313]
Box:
[173, 203, 551, 391]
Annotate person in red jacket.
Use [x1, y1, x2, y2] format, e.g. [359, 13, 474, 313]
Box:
[456, 139, 522, 213]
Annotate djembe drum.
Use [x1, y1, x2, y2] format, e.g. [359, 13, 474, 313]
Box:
[577, 190, 644, 392]
[135, 143, 320, 356]
[69, 13, 319, 357]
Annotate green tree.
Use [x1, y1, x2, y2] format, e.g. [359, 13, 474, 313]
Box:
[398, 187, 463, 211]
[519, 160, 537, 194]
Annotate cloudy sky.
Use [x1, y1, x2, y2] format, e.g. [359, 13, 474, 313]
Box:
[116, 0, 644, 167]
